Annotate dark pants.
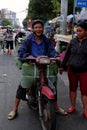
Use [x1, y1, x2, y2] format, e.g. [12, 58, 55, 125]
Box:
[16, 84, 36, 100]
[6, 41, 13, 50]
[16, 85, 26, 100]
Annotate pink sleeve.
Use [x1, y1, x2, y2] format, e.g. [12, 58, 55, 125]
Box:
[60, 51, 66, 60]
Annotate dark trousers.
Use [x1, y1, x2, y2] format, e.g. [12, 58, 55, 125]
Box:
[16, 85, 26, 100]
[6, 41, 13, 50]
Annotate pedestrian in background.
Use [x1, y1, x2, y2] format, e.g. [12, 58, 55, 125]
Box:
[60, 21, 87, 119]
[5, 28, 14, 55]
[15, 30, 26, 46]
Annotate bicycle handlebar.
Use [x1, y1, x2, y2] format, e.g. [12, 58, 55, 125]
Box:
[18, 56, 60, 65]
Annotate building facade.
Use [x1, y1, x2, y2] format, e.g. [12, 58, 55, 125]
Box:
[0, 8, 20, 26]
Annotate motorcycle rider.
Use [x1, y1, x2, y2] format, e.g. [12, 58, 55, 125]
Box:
[8, 19, 67, 120]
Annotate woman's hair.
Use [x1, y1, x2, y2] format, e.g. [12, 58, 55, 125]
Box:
[77, 21, 87, 31]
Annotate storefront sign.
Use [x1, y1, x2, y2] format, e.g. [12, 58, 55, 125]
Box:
[76, 0, 87, 7]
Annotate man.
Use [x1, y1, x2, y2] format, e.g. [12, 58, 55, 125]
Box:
[8, 19, 67, 120]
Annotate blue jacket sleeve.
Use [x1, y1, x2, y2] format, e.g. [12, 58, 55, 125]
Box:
[18, 37, 31, 58]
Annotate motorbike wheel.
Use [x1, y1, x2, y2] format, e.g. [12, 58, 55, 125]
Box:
[40, 99, 56, 130]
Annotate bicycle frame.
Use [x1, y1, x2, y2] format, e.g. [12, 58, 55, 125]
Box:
[19, 57, 57, 100]
[19, 56, 58, 130]
[39, 68, 55, 99]
[36, 57, 57, 100]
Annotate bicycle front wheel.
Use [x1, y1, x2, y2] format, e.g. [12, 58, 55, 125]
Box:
[40, 99, 56, 130]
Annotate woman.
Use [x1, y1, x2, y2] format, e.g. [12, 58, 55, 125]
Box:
[5, 28, 13, 55]
[60, 21, 87, 118]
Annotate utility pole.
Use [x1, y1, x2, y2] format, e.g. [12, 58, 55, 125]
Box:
[72, 0, 76, 38]
[60, 0, 68, 35]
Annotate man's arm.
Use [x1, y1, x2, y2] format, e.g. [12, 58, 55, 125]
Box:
[18, 38, 31, 58]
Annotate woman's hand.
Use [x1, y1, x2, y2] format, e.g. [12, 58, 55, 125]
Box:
[56, 57, 62, 63]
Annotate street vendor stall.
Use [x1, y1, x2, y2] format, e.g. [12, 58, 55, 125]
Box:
[54, 34, 72, 52]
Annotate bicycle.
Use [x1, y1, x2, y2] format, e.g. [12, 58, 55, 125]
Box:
[19, 56, 59, 130]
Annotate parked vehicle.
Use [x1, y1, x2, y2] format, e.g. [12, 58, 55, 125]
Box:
[19, 56, 59, 130]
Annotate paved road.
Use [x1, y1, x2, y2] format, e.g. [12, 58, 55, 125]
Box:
[0, 54, 41, 130]
[0, 52, 87, 130]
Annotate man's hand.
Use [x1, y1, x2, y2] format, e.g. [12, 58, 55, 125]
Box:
[26, 55, 36, 59]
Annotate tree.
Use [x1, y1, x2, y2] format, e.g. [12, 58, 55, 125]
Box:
[27, 0, 60, 22]
[28, 0, 52, 22]
[51, 0, 60, 15]
[1, 18, 11, 26]
[22, 18, 28, 29]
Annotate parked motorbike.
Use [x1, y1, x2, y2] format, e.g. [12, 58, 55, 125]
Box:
[19, 56, 59, 130]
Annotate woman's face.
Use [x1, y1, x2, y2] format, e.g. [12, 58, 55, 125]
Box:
[33, 23, 43, 37]
[76, 26, 87, 39]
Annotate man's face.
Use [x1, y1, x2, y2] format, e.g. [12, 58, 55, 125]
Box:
[33, 23, 43, 36]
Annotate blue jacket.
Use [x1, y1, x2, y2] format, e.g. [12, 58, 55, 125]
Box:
[18, 33, 59, 58]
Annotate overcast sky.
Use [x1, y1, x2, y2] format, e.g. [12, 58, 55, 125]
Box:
[0, 0, 29, 25]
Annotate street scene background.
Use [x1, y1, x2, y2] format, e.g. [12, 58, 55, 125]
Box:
[0, 0, 87, 129]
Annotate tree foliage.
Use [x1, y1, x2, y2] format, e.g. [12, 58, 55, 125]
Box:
[22, 18, 28, 29]
[1, 18, 11, 26]
[27, 0, 60, 22]
[26, 0, 81, 21]
[51, 0, 60, 15]
[23, 0, 81, 28]
[28, 0, 52, 21]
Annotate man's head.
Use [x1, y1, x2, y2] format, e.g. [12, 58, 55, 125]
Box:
[32, 19, 44, 37]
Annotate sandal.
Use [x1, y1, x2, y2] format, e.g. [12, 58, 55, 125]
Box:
[8, 111, 18, 120]
[68, 106, 75, 113]
[55, 107, 68, 115]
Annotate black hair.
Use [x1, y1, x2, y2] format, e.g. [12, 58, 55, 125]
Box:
[77, 21, 87, 31]
[32, 19, 44, 28]
[62, 46, 67, 51]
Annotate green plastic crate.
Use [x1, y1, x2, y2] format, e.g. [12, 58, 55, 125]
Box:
[21, 62, 58, 88]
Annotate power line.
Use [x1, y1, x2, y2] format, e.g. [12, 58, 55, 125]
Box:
[1, 9, 27, 16]
[15, 9, 27, 14]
